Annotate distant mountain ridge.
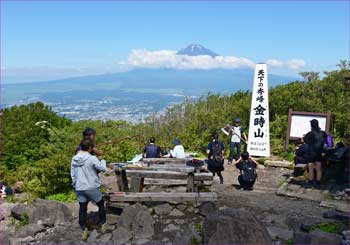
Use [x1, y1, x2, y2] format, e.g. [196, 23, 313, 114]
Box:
[2, 67, 297, 105]
[177, 44, 219, 57]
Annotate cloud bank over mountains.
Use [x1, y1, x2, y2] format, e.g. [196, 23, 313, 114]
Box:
[3, 44, 306, 83]
[122, 45, 306, 70]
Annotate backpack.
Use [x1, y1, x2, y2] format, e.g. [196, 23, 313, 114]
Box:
[240, 161, 257, 183]
[326, 135, 334, 148]
[211, 142, 223, 163]
[312, 131, 326, 153]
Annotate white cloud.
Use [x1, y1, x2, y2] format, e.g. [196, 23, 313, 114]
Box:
[124, 49, 256, 69]
[124, 49, 306, 70]
[266, 59, 306, 69]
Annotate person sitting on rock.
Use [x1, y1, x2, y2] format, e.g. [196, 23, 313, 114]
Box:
[0, 182, 13, 198]
[235, 152, 258, 190]
[170, 138, 186, 158]
[75, 127, 102, 156]
[71, 138, 107, 241]
[143, 137, 162, 158]
[207, 132, 225, 184]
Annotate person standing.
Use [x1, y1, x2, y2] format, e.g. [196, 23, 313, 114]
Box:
[304, 119, 326, 187]
[207, 133, 225, 184]
[170, 138, 186, 158]
[71, 138, 107, 241]
[143, 137, 162, 158]
[228, 118, 247, 164]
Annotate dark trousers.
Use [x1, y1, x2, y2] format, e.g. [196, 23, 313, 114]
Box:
[229, 142, 241, 161]
[238, 175, 255, 189]
[79, 199, 106, 230]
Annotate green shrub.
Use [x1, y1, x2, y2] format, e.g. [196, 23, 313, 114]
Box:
[310, 222, 342, 234]
[47, 191, 77, 202]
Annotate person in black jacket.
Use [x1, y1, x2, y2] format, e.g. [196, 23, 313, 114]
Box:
[143, 137, 162, 158]
[304, 119, 326, 187]
[235, 152, 258, 190]
[207, 133, 225, 184]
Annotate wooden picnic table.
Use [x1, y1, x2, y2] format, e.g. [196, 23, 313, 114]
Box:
[112, 163, 212, 192]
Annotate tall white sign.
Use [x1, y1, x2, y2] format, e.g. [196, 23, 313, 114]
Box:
[247, 63, 270, 157]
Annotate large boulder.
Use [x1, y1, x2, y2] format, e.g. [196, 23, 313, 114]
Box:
[198, 201, 217, 217]
[203, 208, 272, 244]
[119, 203, 154, 239]
[293, 229, 342, 244]
[11, 199, 73, 226]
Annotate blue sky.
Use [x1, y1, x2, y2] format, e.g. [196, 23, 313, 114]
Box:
[1, 0, 349, 83]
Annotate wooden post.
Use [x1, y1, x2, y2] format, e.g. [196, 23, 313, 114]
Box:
[187, 173, 194, 192]
[130, 177, 143, 192]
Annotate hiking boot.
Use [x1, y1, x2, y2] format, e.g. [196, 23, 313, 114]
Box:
[220, 178, 224, 184]
[81, 228, 89, 241]
[101, 223, 108, 234]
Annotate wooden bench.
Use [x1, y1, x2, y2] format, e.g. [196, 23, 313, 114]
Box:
[107, 192, 217, 203]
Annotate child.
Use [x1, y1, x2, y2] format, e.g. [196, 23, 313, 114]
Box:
[235, 152, 257, 190]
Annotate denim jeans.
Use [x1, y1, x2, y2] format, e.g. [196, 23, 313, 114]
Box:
[229, 142, 241, 161]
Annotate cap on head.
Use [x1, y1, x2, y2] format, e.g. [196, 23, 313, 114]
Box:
[234, 117, 241, 123]
[173, 138, 181, 145]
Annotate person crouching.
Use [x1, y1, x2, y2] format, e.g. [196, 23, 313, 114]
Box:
[71, 138, 107, 241]
[235, 152, 258, 190]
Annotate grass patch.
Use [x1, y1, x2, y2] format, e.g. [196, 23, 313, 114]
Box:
[198, 185, 210, 192]
[11, 212, 29, 230]
[257, 157, 266, 165]
[46, 191, 77, 203]
[310, 222, 342, 234]
[189, 223, 204, 244]
[285, 238, 294, 244]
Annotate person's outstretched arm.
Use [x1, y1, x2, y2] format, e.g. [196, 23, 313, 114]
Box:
[92, 156, 107, 172]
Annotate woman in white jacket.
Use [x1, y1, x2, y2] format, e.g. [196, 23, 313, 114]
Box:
[170, 138, 186, 158]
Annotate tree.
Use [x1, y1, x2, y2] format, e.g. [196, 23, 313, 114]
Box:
[298, 71, 320, 82]
[336, 59, 350, 70]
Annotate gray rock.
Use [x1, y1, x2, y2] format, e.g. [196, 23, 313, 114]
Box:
[154, 203, 172, 215]
[99, 233, 112, 243]
[341, 230, 350, 245]
[87, 229, 99, 243]
[176, 204, 188, 212]
[112, 227, 132, 244]
[169, 208, 184, 217]
[10, 236, 34, 244]
[163, 224, 181, 232]
[198, 201, 217, 217]
[0, 202, 16, 219]
[133, 238, 150, 244]
[12, 199, 73, 226]
[310, 229, 342, 244]
[106, 213, 120, 225]
[266, 226, 293, 241]
[16, 224, 46, 238]
[11, 203, 31, 220]
[174, 219, 186, 225]
[119, 203, 154, 239]
[203, 208, 271, 244]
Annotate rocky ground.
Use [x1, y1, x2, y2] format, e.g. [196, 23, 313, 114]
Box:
[1, 160, 349, 244]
